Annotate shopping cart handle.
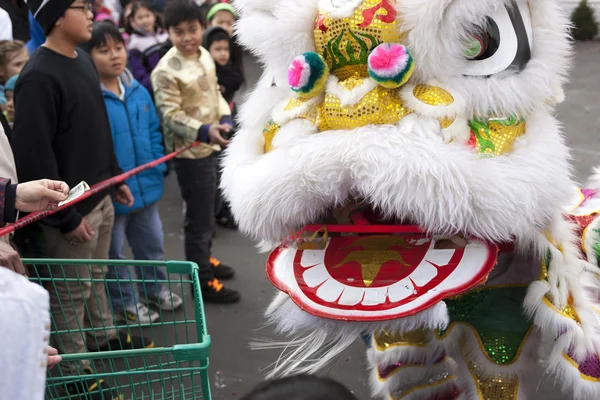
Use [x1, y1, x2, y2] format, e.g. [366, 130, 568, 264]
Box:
[173, 341, 211, 361]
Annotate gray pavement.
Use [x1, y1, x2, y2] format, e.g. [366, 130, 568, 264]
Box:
[157, 41, 600, 400]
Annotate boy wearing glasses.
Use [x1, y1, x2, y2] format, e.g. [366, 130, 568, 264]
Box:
[12, 1, 152, 398]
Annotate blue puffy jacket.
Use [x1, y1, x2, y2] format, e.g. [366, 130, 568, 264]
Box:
[102, 69, 166, 216]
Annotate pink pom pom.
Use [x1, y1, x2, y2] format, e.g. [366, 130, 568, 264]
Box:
[369, 44, 410, 77]
[368, 43, 414, 88]
[288, 58, 311, 90]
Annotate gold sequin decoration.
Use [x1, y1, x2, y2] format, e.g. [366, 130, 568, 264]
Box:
[468, 361, 519, 400]
[340, 76, 369, 91]
[413, 84, 455, 107]
[317, 85, 411, 131]
[374, 329, 428, 350]
[314, 0, 404, 80]
[439, 116, 455, 129]
[262, 122, 280, 153]
[486, 117, 526, 155]
[469, 116, 527, 157]
[284, 97, 311, 111]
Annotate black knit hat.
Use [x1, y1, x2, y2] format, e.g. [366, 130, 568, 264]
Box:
[25, 0, 77, 35]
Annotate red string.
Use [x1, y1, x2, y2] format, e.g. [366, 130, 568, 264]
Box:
[0, 141, 203, 238]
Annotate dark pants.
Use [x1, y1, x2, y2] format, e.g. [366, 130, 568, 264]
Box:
[173, 156, 217, 283]
[215, 153, 232, 221]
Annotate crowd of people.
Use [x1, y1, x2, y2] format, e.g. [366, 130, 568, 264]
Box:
[0, 0, 251, 398]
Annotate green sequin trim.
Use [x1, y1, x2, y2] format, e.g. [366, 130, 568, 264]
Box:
[439, 287, 531, 365]
[592, 228, 600, 264]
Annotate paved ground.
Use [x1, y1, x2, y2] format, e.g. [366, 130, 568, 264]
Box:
[155, 41, 600, 399]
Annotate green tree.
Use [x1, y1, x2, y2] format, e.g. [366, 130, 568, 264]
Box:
[571, 0, 599, 41]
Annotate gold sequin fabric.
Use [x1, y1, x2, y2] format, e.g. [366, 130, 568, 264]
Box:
[319, 85, 410, 130]
[439, 116, 456, 129]
[468, 361, 519, 400]
[263, 122, 280, 153]
[413, 84, 455, 106]
[314, 0, 403, 80]
[468, 115, 526, 156]
[374, 329, 428, 350]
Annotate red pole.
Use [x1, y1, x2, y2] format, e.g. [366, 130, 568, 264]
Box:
[0, 141, 204, 238]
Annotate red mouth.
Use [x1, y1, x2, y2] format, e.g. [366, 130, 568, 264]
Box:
[294, 235, 465, 312]
[266, 225, 498, 321]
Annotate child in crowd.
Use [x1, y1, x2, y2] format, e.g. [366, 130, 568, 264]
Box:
[151, 0, 240, 303]
[206, 2, 243, 72]
[240, 375, 359, 400]
[3, 73, 17, 125]
[84, 22, 183, 324]
[93, 0, 116, 24]
[203, 25, 242, 229]
[0, 40, 28, 109]
[206, 2, 234, 36]
[126, 1, 169, 94]
[202, 26, 242, 105]
[13, 1, 151, 397]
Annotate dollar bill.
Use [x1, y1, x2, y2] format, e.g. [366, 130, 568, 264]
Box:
[59, 181, 90, 207]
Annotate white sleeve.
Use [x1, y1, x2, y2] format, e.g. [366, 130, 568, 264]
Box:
[0, 10, 13, 40]
[0, 268, 51, 400]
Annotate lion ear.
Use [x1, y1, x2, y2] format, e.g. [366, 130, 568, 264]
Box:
[235, 0, 321, 88]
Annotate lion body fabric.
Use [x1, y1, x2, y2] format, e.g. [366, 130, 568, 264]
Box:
[224, 0, 600, 398]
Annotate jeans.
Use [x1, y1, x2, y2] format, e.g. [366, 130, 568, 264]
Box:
[173, 156, 217, 283]
[106, 203, 167, 311]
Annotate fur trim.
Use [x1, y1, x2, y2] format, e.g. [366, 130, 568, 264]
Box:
[390, 376, 459, 400]
[254, 293, 448, 378]
[271, 119, 319, 150]
[317, 0, 365, 18]
[271, 94, 323, 126]
[222, 109, 573, 246]
[326, 75, 378, 106]
[544, 347, 600, 400]
[370, 358, 458, 399]
[234, 0, 320, 88]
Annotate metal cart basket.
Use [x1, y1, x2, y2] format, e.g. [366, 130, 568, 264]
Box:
[26, 259, 211, 400]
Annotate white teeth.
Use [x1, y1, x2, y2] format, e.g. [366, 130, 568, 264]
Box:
[316, 279, 344, 303]
[362, 287, 388, 306]
[303, 264, 329, 288]
[338, 286, 364, 306]
[425, 249, 454, 267]
[411, 261, 438, 287]
[387, 278, 414, 302]
[301, 249, 325, 269]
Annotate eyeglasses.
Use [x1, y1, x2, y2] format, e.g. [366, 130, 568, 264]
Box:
[69, 3, 93, 13]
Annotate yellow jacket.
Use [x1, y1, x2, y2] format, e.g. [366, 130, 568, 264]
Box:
[151, 46, 231, 159]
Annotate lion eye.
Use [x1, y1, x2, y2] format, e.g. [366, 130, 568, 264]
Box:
[463, 28, 494, 60]
[463, 0, 533, 77]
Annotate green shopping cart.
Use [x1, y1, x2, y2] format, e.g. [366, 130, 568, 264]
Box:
[26, 259, 211, 400]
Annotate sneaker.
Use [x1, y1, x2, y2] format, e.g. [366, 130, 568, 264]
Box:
[210, 257, 235, 280]
[146, 287, 183, 311]
[91, 331, 154, 352]
[201, 279, 241, 303]
[65, 367, 122, 400]
[116, 303, 159, 324]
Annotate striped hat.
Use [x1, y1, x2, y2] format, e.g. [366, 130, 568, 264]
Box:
[25, 0, 76, 35]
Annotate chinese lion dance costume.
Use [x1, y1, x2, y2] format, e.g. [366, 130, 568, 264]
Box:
[223, 0, 600, 398]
